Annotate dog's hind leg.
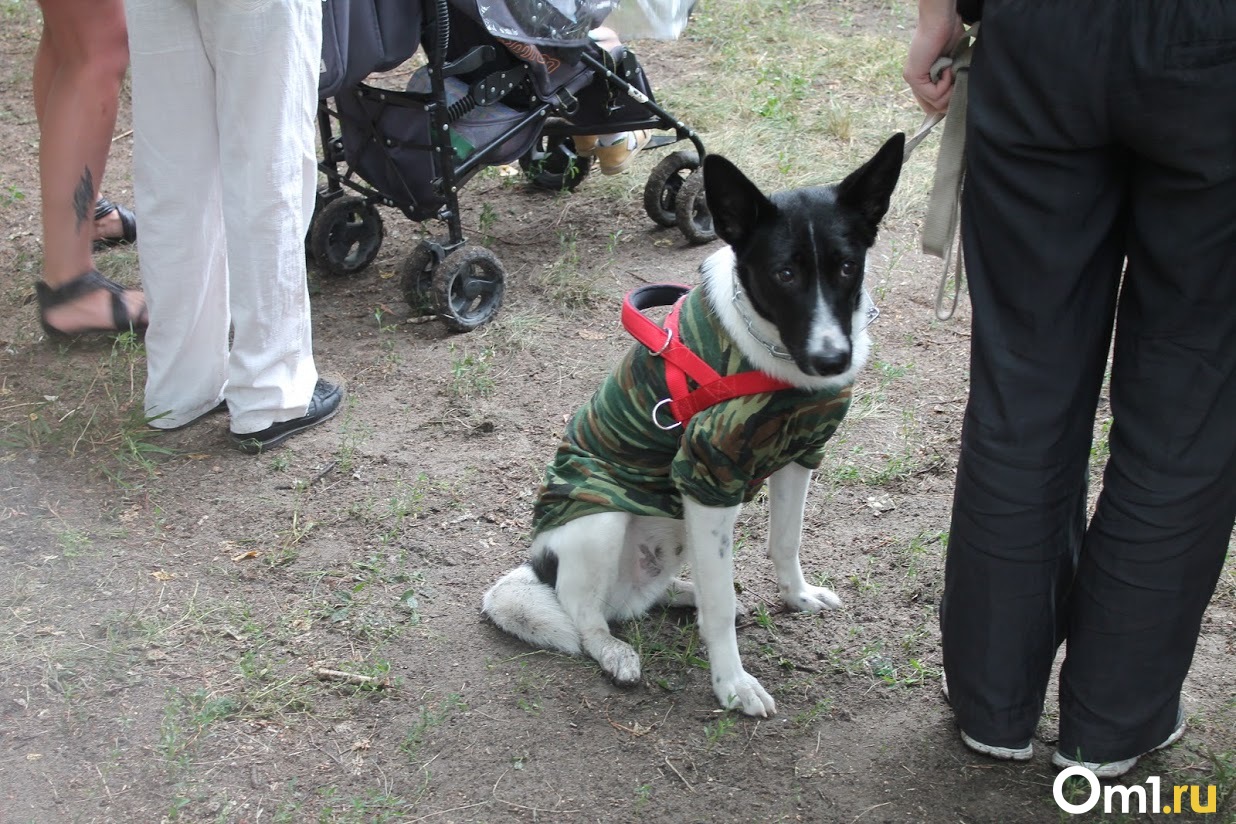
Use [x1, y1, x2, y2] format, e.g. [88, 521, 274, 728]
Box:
[551, 513, 644, 686]
[655, 578, 748, 618]
[767, 464, 841, 612]
[657, 577, 696, 608]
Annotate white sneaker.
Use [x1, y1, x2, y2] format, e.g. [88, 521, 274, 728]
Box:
[1052, 707, 1187, 779]
[944, 675, 1034, 761]
[961, 731, 1034, 761]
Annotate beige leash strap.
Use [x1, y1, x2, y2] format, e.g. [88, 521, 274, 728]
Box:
[907, 24, 978, 321]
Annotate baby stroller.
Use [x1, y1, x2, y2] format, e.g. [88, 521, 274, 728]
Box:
[308, 0, 713, 332]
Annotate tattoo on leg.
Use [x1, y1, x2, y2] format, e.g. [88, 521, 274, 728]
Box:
[73, 167, 95, 235]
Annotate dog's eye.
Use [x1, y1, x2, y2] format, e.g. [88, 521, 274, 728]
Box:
[775, 268, 795, 284]
[840, 260, 859, 278]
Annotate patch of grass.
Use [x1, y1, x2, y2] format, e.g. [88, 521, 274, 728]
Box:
[751, 602, 777, 635]
[1204, 748, 1236, 818]
[791, 698, 835, 729]
[477, 201, 499, 243]
[0, 331, 177, 481]
[372, 304, 399, 334]
[871, 359, 912, 390]
[311, 553, 427, 641]
[532, 229, 603, 310]
[159, 687, 240, 778]
[479, 311, 550, 354]
[623, 612, 709, 692]
[1220, 543, 1236, 601]
[232, 648, 315, 718]
[823, 438, 933, 488]
[666, 0, 926, 209]
[1, 183, 25, 206]
[315, 787, 420, 824]
[897, 529, 946, 579]
[55, 524, 92, 558]
[512, 660, 546, 715]
[400, 693, 467, 762]
[847, 557, 881, 595]
[1091, 415, 1113, 462]
[447, 343, 496, 401]
[380, 475, 430, 541]
[703, 712, 739, 748]
[825, 625, 940, 689]
[332, 396, 370, 474]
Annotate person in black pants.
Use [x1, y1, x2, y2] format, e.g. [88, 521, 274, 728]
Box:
[904, 0, 1236, 777]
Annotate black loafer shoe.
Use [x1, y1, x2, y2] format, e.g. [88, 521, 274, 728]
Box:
[230, 379, 344, 454]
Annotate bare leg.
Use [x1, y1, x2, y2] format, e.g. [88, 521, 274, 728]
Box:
[34, 0, 144, 333]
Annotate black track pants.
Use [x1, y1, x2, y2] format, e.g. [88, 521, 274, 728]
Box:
[942, 0, 1236, 762]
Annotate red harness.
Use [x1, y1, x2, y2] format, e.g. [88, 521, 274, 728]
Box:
[621, 284, 795, 430]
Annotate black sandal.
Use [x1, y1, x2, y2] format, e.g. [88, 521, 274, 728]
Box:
[93, 196, 137, 250]
[35, 270, 148, 339]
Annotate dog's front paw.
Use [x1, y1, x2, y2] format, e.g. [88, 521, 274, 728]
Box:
[598, 641, 642, 686]
[713, 670, 776, 717]
[781, 584, 842, 613]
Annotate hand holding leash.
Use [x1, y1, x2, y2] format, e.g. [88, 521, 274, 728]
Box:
[904, 6, 968, 115]
[903, 23, 979, 320]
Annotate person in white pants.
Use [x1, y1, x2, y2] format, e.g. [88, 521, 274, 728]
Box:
[126, 0, 343, 452]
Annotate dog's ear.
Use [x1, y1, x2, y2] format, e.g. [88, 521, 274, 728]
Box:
[703, 154, 774, 250]
[835, 133, 905, 235]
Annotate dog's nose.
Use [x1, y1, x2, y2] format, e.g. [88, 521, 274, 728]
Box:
[808, 348, 851, 376]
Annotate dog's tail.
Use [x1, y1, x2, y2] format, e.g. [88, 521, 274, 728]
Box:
[481, 564, 581, 655]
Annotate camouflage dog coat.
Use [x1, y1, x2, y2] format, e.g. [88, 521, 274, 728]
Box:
[531, 287, 852, 535]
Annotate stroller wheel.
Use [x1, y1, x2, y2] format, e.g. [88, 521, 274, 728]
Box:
[309, 195, 384, 277]
[398, 242, 440, 317]
[675, 170, 717, 245]
[644, 150, 700, 228]
[519, 135, 593, 192]
[432, 246, 506, 333]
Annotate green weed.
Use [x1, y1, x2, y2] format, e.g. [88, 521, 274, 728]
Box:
[400, 693, 468, 762]
[791, 698, 834, 728]
[532, 230, 603, 310]
[447, 344, 496, 401]
[704, 712, 738, 747]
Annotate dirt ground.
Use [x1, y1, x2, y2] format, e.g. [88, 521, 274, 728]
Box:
[1, 3, 1233, 823]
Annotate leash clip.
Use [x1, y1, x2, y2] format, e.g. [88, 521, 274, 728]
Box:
[651, 398, 682, 431]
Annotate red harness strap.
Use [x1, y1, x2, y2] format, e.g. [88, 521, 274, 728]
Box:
[621, 284, 795, 429]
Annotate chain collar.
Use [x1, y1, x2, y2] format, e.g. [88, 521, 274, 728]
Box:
[730, 274, 880, 362]
[731, 274, 795, 361]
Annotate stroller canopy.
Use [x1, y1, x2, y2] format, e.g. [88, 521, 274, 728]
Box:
[472, 0, 618, 47]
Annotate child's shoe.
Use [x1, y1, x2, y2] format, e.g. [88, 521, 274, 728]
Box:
[572, 134, 599, 156]
[593, 130, 651, 175]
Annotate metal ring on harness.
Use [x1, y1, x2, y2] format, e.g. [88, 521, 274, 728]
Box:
[651, 398, 681, 431]
[647, 326, 673, 356]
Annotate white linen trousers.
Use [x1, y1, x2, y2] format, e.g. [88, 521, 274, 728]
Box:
[126, 0, 322, 433]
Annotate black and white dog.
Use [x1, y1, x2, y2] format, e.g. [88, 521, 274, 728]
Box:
[483, 134, 905, 716]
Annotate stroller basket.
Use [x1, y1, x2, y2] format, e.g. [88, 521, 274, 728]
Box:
[310, 0, 711, 333]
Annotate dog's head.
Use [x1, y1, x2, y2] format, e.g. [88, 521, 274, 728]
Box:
[703, 133, 905, 378]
